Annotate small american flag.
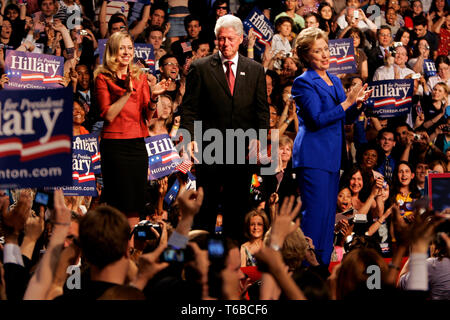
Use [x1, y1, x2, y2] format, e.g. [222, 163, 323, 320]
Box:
[176, 159, 193, 174]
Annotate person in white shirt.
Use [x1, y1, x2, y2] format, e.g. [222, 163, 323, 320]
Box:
[271, 16, 294, 56]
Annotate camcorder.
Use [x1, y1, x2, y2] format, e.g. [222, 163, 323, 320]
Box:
[133, 220, 162, 241]
[389, 42, 403, 57]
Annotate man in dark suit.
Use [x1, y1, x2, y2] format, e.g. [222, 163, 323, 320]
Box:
[366, 25, 392, 81]
[180, 14, 269, 241]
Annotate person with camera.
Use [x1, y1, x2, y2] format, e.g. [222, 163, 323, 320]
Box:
[94, 31, 169, 228]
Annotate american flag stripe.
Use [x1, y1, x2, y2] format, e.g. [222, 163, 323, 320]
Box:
[21, 73, 62, 83]
[176, 159, 193, 174]
[73, 172, 96, 182]
[162, 152, 180, 163]
[329, 55, 355, 64]
[92, 152, 101, 162]
[395, 97, 412, 106]
[374, 98, 397, 108]
[0, 135, 71, 161]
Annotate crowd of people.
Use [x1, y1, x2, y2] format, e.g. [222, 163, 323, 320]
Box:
[0, 0, 449, 301]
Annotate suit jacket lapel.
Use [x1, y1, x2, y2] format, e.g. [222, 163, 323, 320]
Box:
[210, 52, 232, 97]
[234, 55, 247, 99]
[309, 69, 339, 104]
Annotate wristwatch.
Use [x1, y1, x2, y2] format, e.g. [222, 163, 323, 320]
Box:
[270, 243, 281, 251]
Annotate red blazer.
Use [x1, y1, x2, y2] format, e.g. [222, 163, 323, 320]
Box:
[95, 72, 152, 139]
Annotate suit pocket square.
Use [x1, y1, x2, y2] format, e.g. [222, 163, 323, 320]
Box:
[240, 72, 245, 76]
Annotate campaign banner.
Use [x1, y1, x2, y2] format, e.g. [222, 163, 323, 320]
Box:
[98, 40, 155, 73]
[364, 79, 414, 118]
[243, 7, 274, 57]
[423, 59, 437, 78]
[0, 88, 73, 188]
[145, 134, 182, 180]
[62, 134, 99, 196]
[4, 50, 64, 90]
[327, 38, 357, 75]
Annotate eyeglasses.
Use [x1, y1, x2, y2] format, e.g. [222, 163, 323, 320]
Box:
[163, 62, 179, 67]
[217, 6, 228, 10]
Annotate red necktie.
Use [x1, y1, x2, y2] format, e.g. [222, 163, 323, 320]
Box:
[225, 61, 235, 95]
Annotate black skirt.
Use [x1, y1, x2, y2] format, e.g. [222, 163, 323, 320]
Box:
[100, 138, 148, 216]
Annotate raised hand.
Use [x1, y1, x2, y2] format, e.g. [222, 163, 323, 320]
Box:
[270, 196, 302, 248]
[177, 187, 204, 219]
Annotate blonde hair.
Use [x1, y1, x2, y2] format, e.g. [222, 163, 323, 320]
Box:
[264, 226, 308, 271]
[279, 135, 294, 150]
[94, 31, 142, 80]
[295, 27, 328, 68]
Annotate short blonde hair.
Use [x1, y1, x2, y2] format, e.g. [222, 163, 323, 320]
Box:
[295, 27, 328, 68]
[264, 226, 308, 271]
[94, 31, 142, 80]
[279, 135, 294, 150]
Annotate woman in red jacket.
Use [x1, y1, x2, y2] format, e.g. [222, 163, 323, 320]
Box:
[94, 31, 168, 227]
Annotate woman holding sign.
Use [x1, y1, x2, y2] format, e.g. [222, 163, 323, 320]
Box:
[292, 27, 372, 265]
[94, 31, 168, 226]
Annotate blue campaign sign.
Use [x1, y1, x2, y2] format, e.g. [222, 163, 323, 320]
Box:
[164, 178, 180, 206]
[62, 133, 100, 196]
[243, 7, 274, 57]
[423, 59, 437, 78]
[328, 38, 357, 75]
[365, 79, 414, 118]
[98, 40, 155, 74]
[134, 43, 156, 73]
[4, 50, 64, 90]
[0, 88, 73, 188]
[145, 134, 182, 180]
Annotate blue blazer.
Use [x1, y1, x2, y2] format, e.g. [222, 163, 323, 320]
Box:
[292, 69, 358, 173]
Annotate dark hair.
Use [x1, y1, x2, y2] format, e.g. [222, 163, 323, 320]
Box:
[191, 38, 210, 52]
[435, 55, 450, 71]
[275, 16, 294, 32]
[394, 27, 412, 47]
[413, 14, 428, 27]
[4, 3, 20, 16]
[318, 1, 336, 32]
[356, 142, 382, 169]
[394, 122, 413, 136]
[150, 3, 167, 17]
[377, 25, 392, 37]
[304, 12, 321, 23]
[390, 160, 422, 201]
[159, 53, 179, 67]
[213, 0, 229, 12]
[377, 126, 396, 141]
[108, 13, 127, 33]
[342, 27, 366, 49]
[184, 15, 201, 30]
[146, 25, 165, 39]
[340, 165, 373, 202]
[79, 205, 130, 270]
[38, 0, 56, 7]
[429, 0, 450, 15]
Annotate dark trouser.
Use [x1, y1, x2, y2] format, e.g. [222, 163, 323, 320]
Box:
[297, 167, 339, 265]
[194, 164, 256, 243]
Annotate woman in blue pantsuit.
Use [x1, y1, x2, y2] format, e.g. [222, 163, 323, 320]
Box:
[292, 28, 372, 265]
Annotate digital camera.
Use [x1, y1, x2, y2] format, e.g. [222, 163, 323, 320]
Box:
[133, 221, 162, 240]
